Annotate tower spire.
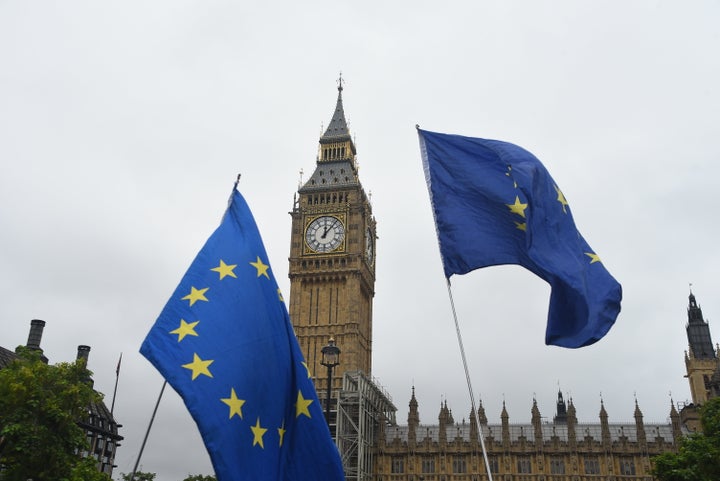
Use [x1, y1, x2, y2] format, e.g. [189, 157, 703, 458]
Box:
[320, 74, 352, 143]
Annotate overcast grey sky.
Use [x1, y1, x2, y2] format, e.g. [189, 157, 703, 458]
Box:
[2, 1, 719, 480]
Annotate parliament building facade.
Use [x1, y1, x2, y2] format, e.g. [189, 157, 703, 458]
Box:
[287, 81, 717, 480]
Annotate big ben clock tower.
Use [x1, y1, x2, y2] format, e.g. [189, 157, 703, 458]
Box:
[288, 78, 376, 396]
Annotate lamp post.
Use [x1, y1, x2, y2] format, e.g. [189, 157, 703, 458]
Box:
[320, 337, 340, 425]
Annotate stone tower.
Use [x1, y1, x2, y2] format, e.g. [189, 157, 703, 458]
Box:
[684, 290, 719, 405]
[288, 78, 376, 396]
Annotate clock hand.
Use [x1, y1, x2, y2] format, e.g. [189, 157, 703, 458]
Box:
[321, 219, 338, 239]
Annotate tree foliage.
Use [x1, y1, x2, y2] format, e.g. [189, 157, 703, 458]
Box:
[0, 347, 110, 481]
[653, 397, 720, 481]
[119, 471, 157, 481]
[182, 475, 217, 481]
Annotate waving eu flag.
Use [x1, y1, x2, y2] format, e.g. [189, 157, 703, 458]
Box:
[140, 185, 344, 480]
[418, 129, 622, 348]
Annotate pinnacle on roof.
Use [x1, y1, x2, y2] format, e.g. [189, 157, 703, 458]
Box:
[320, 75, 351, 143]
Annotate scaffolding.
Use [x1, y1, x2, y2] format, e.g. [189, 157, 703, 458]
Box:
[336, 370, 397, 481]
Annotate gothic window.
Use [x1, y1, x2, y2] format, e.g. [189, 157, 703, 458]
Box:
[452, 456, 467, 473]
[549, 457, 565, 474]
[517, 456, 532, 474]
[488, 456, 499, 473]
[584, 456, 600, 474]
[619, 457, 636, 475]
[421, 457, 435, 473]
[392, 457, 404, 474]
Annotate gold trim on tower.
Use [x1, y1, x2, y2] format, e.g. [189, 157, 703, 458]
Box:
[304, 214, 347, 254]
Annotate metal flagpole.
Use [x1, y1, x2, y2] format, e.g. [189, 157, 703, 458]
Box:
[445, 278, 494, 481]
[130, 380, 167, 481]
[110, 352, 122, 415]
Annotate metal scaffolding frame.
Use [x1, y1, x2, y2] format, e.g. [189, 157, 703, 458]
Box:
[336, 370, 397, 481]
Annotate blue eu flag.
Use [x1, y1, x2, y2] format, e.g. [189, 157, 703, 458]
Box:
[418, 129, 622, 348]
[140, 187, 345, 480]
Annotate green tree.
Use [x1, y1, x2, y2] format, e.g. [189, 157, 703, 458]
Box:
[0, 347, 110, 481]
[120, 471, 157, 481]
[653, 397, 720, 481]
[182, 475, 217, 481]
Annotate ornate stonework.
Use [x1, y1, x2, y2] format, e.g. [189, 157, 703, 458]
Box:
[288, 80, 376, 397]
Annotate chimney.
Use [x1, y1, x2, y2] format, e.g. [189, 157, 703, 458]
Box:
[23, 319, 48, 363]
[76, 345, 94, 387]
[26, 319, 45, 350]
[76, 345, 91, 363]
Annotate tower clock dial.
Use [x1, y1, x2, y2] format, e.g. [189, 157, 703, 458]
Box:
[365, 227, 374, 265]
[305, 215, 345, 253]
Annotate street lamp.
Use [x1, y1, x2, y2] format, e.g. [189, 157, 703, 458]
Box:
[320, 337, 341, 424]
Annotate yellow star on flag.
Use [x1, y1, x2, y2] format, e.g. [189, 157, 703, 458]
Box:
[182, 353, 214, 380]
[278, 420, 286, 447]
[250, 256, 270, 279]
[514, 221, 527, 232]
[251, 418, 267, 448]
[169, 319, 199, 342]
[585, 252, 602, 264]
[182, 287, 209, 306]
[220, 388, 246, 419]
[506, 196, 528, 218]
[295, 390, 313, 418]
[211, 260, 237, 280]
[555, 184, 569, 213]
[302, 362, 312, 378]
[277, 288, 284, 302]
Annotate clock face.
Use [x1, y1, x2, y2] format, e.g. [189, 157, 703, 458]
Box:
[365, 227, 374, 265]
[305, 216, 345, 253]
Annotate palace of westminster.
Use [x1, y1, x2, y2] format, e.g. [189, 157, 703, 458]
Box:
[2, 83, 720, 480]
[286, 81, 720, 481]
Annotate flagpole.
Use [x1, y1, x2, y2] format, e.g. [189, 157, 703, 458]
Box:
[110, 353, 122, 415]
[130, 380, 167, 481]
[445, 279, 494, 481]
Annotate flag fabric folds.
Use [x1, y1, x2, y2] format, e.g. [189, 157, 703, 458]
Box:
[140, 187, 344, 481]
[418, 128, 622, 348]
